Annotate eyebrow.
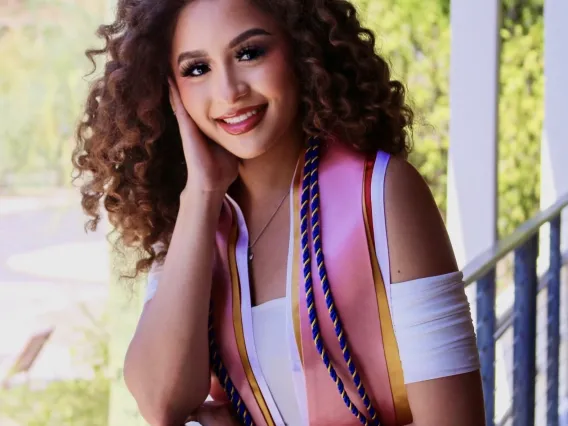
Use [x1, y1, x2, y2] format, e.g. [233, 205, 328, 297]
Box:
[177, 28, 272, 65]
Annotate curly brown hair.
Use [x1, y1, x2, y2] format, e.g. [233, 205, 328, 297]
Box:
[72, 0, 414, 277]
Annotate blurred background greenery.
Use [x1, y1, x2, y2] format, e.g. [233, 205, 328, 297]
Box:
[0, 0, 544, 424]
[0, 0, 106, 192]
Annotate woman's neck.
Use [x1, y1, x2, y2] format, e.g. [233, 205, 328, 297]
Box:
[231, 131, 304, 207]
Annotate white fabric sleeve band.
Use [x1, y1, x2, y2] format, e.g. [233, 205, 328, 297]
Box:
[390, 271, 480, 384]
[144, 263, 163, 304]
[144, 263, 480, 384]
[144, 243, 166, 304]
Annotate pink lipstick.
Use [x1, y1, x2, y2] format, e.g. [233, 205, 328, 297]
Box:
[216, 104, 268, 136]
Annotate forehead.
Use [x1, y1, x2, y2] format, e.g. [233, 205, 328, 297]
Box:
[172, 0, 278, 51]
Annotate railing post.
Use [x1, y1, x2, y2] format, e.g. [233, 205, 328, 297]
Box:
[476, 269, 496, 426]
[513, 233, 539, 426]
[547, 216, 561, 426]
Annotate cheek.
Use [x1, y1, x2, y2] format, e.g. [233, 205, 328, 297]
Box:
[177, 83, 222, 141]
[255, 49, 298, 101]
[179, 85, 210, 123]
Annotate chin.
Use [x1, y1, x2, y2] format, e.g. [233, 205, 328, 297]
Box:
[225, 136, 277, 160]
[215, 121, 286, 160]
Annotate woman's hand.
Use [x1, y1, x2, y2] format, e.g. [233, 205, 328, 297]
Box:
[169, 79, 238, 196]
[186, 401, 241, 426]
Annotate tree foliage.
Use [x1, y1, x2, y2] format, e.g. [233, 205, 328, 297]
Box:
[354, 0, 451, 213]
[497, 0, 544, 236]
[353, 0, 543, 237]
[0, 0, 105, 188]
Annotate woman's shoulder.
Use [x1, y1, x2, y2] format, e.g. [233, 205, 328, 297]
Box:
[382, 155, 459, 284]
[323, 143, 458, 283]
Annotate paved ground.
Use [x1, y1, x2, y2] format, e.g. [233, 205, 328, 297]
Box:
[0, 190, 109, 384]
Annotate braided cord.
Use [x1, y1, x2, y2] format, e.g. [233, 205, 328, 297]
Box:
[208, 308, 254, 425]
[301, 139, 380, 426]
[308, 139, 380, 424]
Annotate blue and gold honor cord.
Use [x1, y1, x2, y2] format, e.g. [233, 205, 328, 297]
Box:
[209, 307, 254, 425]
[208, 137, 381, 425]
[301, 138, 380, 426]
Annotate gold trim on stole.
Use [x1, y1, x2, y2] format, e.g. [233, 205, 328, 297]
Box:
[362, 160, 413, 425]
[291, 155, 304, 365]
[227, 204, 276, 426]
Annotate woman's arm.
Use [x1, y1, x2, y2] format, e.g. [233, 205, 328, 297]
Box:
[123, 80, 238, 426]
[123, 191, 224, 426]
[384, 156, 486, 426]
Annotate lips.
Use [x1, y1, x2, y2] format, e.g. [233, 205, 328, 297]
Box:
[216, 104, 268, 136]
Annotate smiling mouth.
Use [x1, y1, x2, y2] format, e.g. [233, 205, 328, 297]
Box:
[221, 108, 261, 124]
[216, 104, 268, 136]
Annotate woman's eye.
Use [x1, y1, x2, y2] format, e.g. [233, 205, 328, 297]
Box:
[181, 63, 210, 78]
[236, 46, 266, 62]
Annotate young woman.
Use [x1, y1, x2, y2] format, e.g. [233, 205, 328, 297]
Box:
[73, 0, 486, 424]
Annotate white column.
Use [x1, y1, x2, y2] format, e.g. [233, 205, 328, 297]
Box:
[446, 0, 501, 268]
[541, 1, 568, 414]
[541, 0, 568, 253]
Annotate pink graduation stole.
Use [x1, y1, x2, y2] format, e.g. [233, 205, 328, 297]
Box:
[208, 139, 413, 426]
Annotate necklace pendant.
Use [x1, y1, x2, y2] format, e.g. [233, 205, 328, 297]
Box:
[248, 248, 254, 262]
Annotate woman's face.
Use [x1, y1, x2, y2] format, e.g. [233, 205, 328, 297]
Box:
[170, 0, 300, 160]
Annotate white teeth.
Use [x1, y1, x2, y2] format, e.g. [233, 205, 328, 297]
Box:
[222, 108, 259, 124]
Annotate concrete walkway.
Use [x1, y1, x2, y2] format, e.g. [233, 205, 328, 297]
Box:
[0, 190, 109, 385]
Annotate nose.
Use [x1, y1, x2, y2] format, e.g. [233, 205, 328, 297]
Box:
[216, 66, 249, 105]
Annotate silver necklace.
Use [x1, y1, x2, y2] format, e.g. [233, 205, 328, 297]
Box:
[248, 190, 290, 261]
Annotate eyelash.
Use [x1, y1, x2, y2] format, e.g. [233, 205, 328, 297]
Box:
[236, 44, 266, 62]
[180, 45, 267, 78]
